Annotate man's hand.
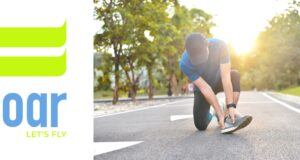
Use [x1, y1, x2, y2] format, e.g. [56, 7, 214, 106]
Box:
[217, 113, 225, 128]
[228, 108, 240, 123]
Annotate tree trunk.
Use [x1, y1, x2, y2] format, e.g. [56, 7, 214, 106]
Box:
[133, 83, 137, 101]
[147, 66, 154, 100]
[112, 44, 122, 104]
[112, 43, 123, 105]
[123, 66, 137, 102]
[167, 82, 172, 96]
[112, 53, 120, 105]
[129, 61, 137, 102]
[129, 83, 137, 102]
[171, 73, 178, 96]
[297, 71, 300, 85]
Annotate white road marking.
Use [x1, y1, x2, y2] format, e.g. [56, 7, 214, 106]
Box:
[170, 115, 193, 121]
[263, 93, 300, 114]
[239, 101, 275, 104]
[170, 100, 275, 121]
[94, 99, 192, 118]
[95, 98, 274, 119]
[94, 141, 143, 156]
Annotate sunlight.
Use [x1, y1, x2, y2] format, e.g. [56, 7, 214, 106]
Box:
[211, 26, 257, 55]
[230, 39, 254, 55]
[181, 0, 289, 55]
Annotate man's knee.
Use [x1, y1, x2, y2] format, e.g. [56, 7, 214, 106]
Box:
[193, 105, 211, 131]
[197, 124, 209, 131]
[194, 115, 209, 130]
[193, 84, 212, 131]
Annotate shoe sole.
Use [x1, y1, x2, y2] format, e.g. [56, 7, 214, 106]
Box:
[221, 115, 253, 134]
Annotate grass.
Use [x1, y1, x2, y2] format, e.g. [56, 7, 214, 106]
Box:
[280, 86, 300, 96]
[94, 90, 111, 99]
[94, 91, 127, 99]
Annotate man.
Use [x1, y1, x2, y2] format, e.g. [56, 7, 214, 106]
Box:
[180, 33, 252, 134]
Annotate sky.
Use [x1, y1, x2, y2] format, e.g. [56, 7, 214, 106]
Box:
[179, 0, 290, 54]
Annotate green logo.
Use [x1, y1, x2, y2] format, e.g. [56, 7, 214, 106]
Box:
[0, 21, 67, 76]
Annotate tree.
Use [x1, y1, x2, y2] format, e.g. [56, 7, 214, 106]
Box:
[94, 0, 215, 102]
[248, 1, 300, 90]
[94, 0, 131, 104]
[135, 0, 172, 99]
[163, 3, 215, 96]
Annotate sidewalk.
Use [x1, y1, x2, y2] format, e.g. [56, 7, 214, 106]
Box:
[94, 95, 194, 117]
[94, 94, 194, 103]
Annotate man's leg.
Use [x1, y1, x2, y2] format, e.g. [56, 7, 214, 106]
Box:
[231, 70, 241, 105]
[213, 69, 252, 133]
[214, 69, 241, 104]
[193, 88, 213, 131]
[192, 70, 241, 131]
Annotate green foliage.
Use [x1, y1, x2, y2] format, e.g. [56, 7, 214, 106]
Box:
[94, 0, 214, 100]
[95, 52, 112, 91]
[161, 4, 215, 96]
[242, 1, 300, 90]
[94, 0, 300, 99]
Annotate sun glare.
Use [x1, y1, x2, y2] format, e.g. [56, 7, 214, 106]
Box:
[225, 31, 256, 55]
[181, 0, 289, 55]
[231, 39, 254, 55]
[211, 26, 257, 55]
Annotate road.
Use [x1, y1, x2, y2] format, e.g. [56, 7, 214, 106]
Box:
[94, 91, 300, 160]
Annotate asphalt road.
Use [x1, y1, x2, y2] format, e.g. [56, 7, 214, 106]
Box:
[94, 91, 300, 160]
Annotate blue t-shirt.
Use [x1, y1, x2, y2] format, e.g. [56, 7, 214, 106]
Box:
[179, 38, 230, 87]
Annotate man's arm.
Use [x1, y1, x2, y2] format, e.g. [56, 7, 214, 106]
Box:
[193, 77, 225, 128]
[220, 63, 234, 105]
[220, 63, 237, 121]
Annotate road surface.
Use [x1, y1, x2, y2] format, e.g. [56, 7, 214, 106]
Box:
[94, 91, 300, 160]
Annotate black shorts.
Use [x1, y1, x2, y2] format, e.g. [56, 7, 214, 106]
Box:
[212, 69, 240, 93]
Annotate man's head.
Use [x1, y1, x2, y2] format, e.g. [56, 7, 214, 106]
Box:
[185, 33, 209, 65]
